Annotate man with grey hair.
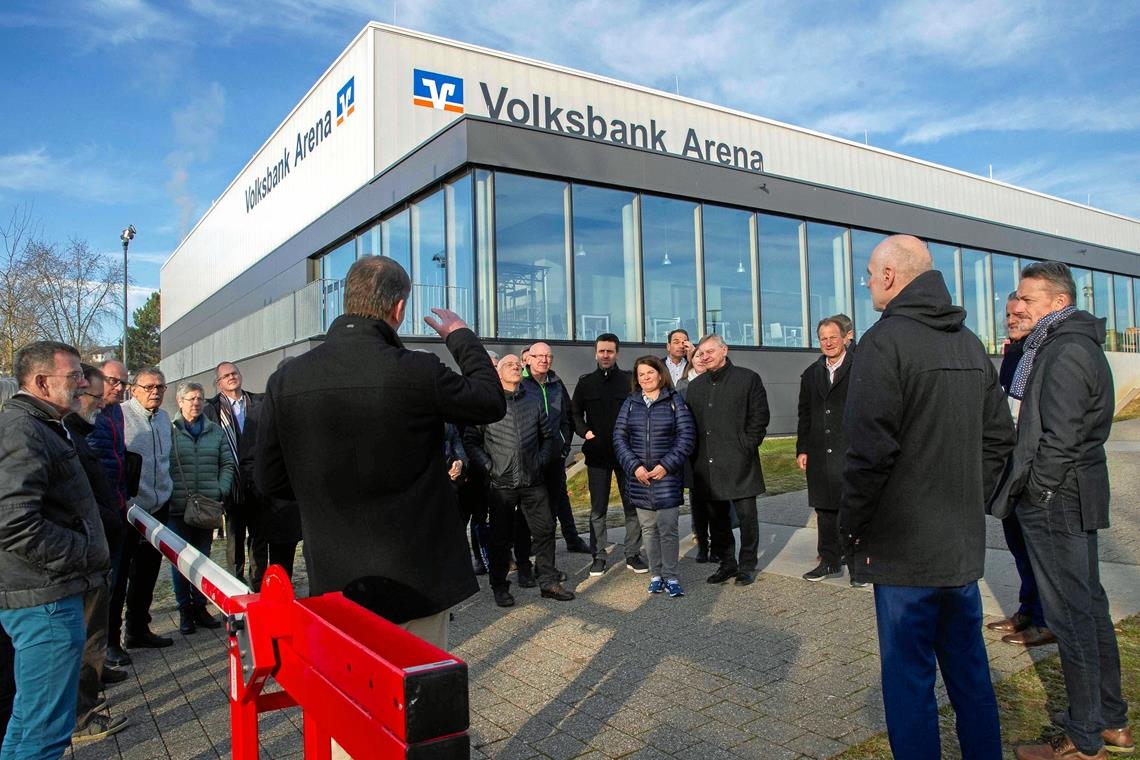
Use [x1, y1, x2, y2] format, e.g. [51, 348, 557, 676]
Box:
[115, 367, 174, 651]
[842, 234, 1013, 759]
[0, 341, 110, 757]
[685, 332, 770, 587]
[997, 261, 1131, 759]
[256, 256, 504, 657]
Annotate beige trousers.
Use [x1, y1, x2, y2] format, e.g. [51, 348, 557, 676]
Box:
[329, 610, 450, 758]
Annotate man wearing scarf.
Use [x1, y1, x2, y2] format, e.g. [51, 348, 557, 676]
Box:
[999, 261, 1131, 760]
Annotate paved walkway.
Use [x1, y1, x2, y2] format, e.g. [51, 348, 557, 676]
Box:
[70, 420, 1140, 759]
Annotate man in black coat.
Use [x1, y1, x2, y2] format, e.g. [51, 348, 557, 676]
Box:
[254, 256, 505, 649]
[841, 235, 1014, 759]
[204, 361, 262, 585]
[987, 292, 1054, 648]
[795, 316, 853, 584]
[686, 333, 770, 587]
[571, 334, 644, 576]
[996, 262, 1131, 760]
[465, 354, 574, 608]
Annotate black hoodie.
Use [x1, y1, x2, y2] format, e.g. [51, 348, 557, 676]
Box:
[840, 270, 1015, 587]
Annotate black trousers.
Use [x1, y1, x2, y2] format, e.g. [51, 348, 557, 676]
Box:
[709, 496, 758, 573]
[691, 498, 711, 549]
[544, 461, 581, 543]
[587, 465, 638, 560]
[816, 508, 842, 567]
[249, 538, 298, 591]
[76, 584, 109, 729]
[109, 503, 168, 639]
[225, 504, 251, 580]
[488, 486, 555, 591]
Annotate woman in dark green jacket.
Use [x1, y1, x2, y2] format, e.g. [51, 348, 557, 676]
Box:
[168, 382, 235, 634]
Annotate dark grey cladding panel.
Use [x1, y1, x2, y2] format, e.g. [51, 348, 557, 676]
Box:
[460, 117, 1140, 275]
[162, 119, 473, 356]
[164, 115, 1140, 357]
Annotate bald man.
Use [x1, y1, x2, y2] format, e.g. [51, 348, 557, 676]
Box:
[841, 235, 1014, 759]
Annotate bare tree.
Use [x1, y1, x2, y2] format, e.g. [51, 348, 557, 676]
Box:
[30, 237, 124, 355]
[0, 205, 50, 374]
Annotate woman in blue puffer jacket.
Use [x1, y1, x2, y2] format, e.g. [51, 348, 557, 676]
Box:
[613, 356, 696, 597]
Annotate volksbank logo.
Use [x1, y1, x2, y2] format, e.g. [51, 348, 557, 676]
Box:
[244, 74, 357, 214]
[336, 77, 355, 126]
[413, 69, 464, 113]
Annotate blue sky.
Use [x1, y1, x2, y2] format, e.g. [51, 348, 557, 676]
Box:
[2, 0, 1139, 336]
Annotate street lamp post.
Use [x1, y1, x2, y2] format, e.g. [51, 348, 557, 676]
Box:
[121, 225, 136, 371]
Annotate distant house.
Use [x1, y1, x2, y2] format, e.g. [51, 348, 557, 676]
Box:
[86, 346, 120, 364]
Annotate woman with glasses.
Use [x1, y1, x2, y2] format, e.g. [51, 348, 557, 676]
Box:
[168, 382, 234, 635]
[612, 356, 696, 598]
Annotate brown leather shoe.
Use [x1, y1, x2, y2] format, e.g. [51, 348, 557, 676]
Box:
[1103, 726, 1135, 755]
[1002, 626, 1057, 647]
[988, 611, 1032, 632]
[1015, 736, 1108, 759]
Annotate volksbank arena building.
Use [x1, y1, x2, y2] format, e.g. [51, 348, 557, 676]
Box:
[160, 23, 1140, 433]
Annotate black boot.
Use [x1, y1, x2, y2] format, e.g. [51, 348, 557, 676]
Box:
[192, 605, 222, 629]
[179, 608, 196, 635]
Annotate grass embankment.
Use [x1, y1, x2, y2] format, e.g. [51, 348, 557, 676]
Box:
[835, 614, 1140, 759]
[566, 436, 806, 526]
[1115, 393, 1140, 422]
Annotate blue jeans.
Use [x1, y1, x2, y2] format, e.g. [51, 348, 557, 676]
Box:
[1001, 510, 1045, 627]
[874, 583, 1001, 760]
[1017, 497, 1127, 754]
[167, 513, 214, 611]
[0, 594, 86, 760]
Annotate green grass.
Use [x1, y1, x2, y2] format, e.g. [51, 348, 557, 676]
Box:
[565, 436, 806, 526]
[834, 615, 1140, 759]
[1115, 394, 1140, 422]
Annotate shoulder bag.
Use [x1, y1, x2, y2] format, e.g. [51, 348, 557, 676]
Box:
[173, 424, 225, 530]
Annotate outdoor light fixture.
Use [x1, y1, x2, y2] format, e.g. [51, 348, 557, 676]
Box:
[575, 243, 586, 257]
[120, 224, 137, 371]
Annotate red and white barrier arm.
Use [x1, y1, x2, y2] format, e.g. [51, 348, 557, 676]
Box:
[126, 504, 252, 616]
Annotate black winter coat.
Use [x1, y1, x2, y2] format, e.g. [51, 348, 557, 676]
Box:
[254, 316, 505, 624]
[989, 311, 1113, 531]
[795, 354, 852, 513]
[999, 339, 1024, 394]
[0, 395, 110, 609]
[523, 369, 574, 461]
[64, 413, 126, 560]
[686, 360, 770, 501]
[841, 270, 1015, 587]
[238, 399, 302, 545]
[612, 388, 696, 510]
[464, 385, 555, 490]
[571, 366, 633, 468]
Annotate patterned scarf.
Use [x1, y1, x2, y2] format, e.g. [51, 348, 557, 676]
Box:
[1009, 304, 1076, 400]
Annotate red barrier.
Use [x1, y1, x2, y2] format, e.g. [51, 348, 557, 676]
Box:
[127, 505, 471, 759]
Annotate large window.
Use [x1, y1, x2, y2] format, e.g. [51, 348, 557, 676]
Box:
[1093, 270, 1113, 325]
[758, 214, 805, 347]
[446, 173, 475, 327]
[358, 222, 380, 258]
[381, 210, 412, 335]
[573, 184, 638, 341]
[992, 254, 1019, 345]
[641, 195, 698, 343]
[1072, 267, 1094, 312]
[806, 223, 849, 347]
[929, 243, 960, 304]
[703, 204, 756, 345]
[494, 173, 570, 340]
[320, 239, 356, 328]
[961, 248, 993, 351]
[850, 229, 885, 341]
[410, 190, 446, 337]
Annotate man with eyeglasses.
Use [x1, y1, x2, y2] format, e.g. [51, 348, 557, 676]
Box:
[88, 359, 137, 668]
[116, 368, 174, 651]
[0, 341, 111, 758]
[523, 343, 591, 555]
[61, 365, 129, 744]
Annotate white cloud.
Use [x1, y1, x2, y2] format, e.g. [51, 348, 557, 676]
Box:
[0, 146, 133, 202]
[166, 82, 226, 239]
[995, 153, 1140, 219]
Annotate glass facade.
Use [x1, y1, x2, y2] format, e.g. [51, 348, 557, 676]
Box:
[806, 223, 849, 348]
[641, 194, 699, 342]
[759, 214, 806, 347]
[313, 168, 1140, 354]
[572, 184, 638, 341]
[702, 204, 756, 345]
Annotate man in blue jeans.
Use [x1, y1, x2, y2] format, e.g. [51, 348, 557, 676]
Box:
[0, 341, 111, 758]
[842, 236, 1015, 759]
